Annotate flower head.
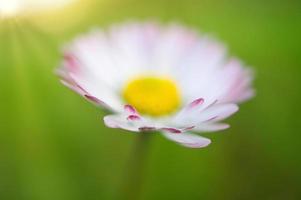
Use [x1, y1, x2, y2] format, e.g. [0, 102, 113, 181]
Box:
[58, 22, 254, 148]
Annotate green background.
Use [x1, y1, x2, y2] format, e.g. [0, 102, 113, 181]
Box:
[1, 0, 301, 199]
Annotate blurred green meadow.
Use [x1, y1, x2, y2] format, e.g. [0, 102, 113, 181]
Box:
[1, 0, 301, 199]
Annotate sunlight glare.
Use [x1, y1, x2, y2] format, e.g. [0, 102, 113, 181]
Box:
[0, 1, 20, 16]
[0, 0, 76, 17]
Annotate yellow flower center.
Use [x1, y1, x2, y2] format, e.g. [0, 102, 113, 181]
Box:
[123, 76, 181, 116]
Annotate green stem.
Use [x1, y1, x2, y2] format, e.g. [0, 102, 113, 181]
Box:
[121, 133, 152, 200]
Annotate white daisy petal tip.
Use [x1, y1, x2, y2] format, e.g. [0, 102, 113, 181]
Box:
[103, 115, 119, 129]
[103, 115, 141, 132]
[58, 21, 255, 149]
[203, 103, 239, 123]
[163, 132, 212, 148]
[194, 123, 230, 132]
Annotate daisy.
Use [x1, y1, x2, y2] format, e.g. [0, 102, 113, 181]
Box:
[57, 22, 254, 148]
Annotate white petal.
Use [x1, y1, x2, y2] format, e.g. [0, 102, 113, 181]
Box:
[58, 69, 122, 111]
[173, 38, 228, 104]
[163, 132, 211, 148]
[103, 106, 156, 132]
[103, 115, 140, 132]
[172, 98, 207, 125]
[199, 104, 239, 122]
[173, 99, 238, 126]
[194, 123, 230, 132]
[68, 73, 124, 112]
[217, 59, 255, 103]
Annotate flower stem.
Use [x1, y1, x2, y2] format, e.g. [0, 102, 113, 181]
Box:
[121, 133, 152, 200]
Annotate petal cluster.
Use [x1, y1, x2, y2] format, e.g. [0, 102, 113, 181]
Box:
[58, 22, 254, 148]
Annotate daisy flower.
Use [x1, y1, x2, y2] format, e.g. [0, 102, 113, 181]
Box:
[57, 22, 254, 148]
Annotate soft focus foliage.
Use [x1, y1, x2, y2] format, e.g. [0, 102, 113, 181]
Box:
[0, 0, 301, 200]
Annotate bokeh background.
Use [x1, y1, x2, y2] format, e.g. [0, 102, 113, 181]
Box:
[1, 0, 301, 199]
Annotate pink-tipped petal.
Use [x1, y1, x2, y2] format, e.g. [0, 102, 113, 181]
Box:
[161, 128, 182, 134]
[103, 115, 139, 132]
[127, 115, 141, 121]
[188, 98, 204, 109]
[173, 97, 207, 125]
[85, 95, 105, 105]
[64, 53, 80, 73]
[124, 105, 138, 115]
[139, 127, 156, 132]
